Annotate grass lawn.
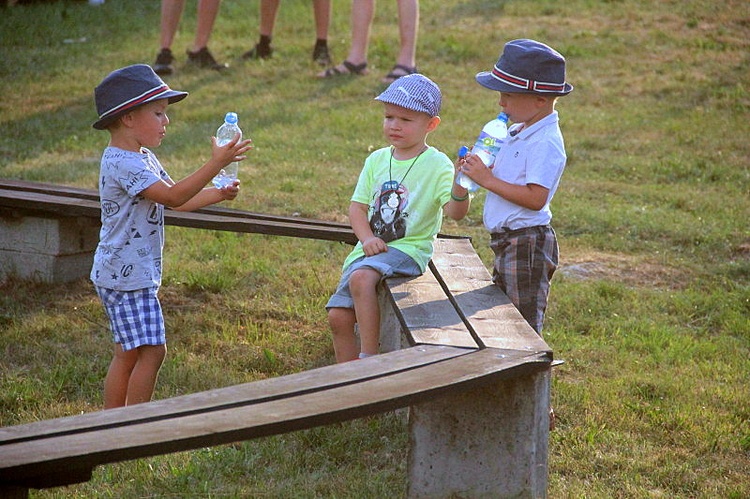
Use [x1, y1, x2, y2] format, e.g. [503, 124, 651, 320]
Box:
[1, 0, 748, 497]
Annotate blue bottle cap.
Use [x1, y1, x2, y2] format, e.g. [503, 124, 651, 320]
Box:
[497, 112, 508, 122]
[224, 112, 238, 124]
[458, 146, 469, 158]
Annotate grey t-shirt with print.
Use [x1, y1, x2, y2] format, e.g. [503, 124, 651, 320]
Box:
[90, 146, 172, 291]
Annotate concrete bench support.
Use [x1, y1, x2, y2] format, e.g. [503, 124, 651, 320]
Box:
[408, 368, 550, 498]
[0, 214, 98, 283]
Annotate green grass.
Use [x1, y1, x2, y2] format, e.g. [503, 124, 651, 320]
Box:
[1, 0, 749, 497]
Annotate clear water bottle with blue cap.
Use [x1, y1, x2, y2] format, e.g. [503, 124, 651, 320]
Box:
[456, 112, 509, 192]
[212, 112, 242, 189]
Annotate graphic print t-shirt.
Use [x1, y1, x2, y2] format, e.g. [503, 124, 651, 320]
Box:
[343, 146, 454, 272]
[90, 147, 171, 291]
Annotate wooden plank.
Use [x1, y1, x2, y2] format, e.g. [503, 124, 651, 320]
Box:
[386, 271, 479, 349]
[430, 238, 551, 354]
[0, 179, 353, 232]
[0, 188, 356, 243]
[0, 348, 548, 489]
[0, 345, 468, 447]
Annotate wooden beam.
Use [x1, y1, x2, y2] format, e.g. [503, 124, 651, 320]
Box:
[0, 347, 548, 489]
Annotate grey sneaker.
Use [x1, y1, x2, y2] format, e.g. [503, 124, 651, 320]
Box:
[186, 47, 228, 71]
[152, 48, 175, 76]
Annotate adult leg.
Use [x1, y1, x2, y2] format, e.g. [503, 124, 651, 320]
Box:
[328, 307, 359, 363]
[190, 0, 222, 53]
[311, 0, 332, 65]
[185, 0, 227, 69]
[244, 0, 279, 59]
[349, 267, 382, 356]
[153, 0, 186, 75]
[382, 0, 419, 83]
[317, 0, 373, 77]
[125, 344, 167, 405]
[159, 0, 186, 50]
[395, 0, 418, 68]
[312, 0, 330, 40]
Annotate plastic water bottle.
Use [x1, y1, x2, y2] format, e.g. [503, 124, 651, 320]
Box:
[212, 112, 242, 189]
[456, 112, 509, 192]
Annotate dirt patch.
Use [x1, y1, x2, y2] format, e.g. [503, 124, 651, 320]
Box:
[559, 252, 689, 290]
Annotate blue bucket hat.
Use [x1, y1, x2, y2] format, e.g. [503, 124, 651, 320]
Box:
[476, 39, 573, 96]
[375, 73, 442, 117]
[93, 64, 188, 130]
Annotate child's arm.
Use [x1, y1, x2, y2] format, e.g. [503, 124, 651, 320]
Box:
[461, 154, 549, 210]
[142, 134, 252, 209]
[171, 181, 240, 212]
[443, 157, 471, 220]
[349, 201, 388, 256]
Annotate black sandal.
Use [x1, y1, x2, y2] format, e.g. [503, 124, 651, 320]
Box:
[382, 64, 417, 84]
[318, 60, 368, 78]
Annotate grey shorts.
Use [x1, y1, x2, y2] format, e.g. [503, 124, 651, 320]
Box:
[326, 247, 422, 310]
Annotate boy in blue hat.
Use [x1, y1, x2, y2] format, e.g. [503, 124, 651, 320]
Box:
[326, 73, 469, 363]
[91, 64, 253, 408]
[456, 39, 573, 336]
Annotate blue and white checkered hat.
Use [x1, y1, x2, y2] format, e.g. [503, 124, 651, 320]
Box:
[375, 73, 441, 117]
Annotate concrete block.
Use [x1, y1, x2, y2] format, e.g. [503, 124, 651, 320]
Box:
[407, 368, 550, 499]
[0, 214, 99, 283]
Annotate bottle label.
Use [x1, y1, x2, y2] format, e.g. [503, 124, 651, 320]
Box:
[472, 131, 502, 167]
[476, 131, 502, 148]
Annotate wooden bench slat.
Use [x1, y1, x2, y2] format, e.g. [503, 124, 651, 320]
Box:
[0, 188, 356, 243]
[0, 348, 548, 489]
[430, 238, 552, 354]
[0, 345, 467, 447]
[387, 272, 479, 348]
[0, 179, 354, 231]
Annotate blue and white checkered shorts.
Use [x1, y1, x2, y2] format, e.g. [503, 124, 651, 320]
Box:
[96, 286, 166, 351]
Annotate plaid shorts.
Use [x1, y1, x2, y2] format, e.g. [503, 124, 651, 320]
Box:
[490, 225, 558, 335]
[96, 286, 166, 351]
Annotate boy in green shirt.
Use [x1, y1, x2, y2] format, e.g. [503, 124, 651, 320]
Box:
[326, 74, 470, 362]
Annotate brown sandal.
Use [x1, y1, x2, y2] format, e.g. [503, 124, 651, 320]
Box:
[381, 64, 417, 84]
[318, 60, 368, 78]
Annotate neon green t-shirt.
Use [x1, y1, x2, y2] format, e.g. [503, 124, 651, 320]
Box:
[342, 146, 454, 272]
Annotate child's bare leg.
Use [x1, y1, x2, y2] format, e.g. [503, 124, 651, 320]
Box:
[126, 344, 167, 405]
[104, 344, 137, 409]
[328, 307, 358, 363]
[349, 268, 381, 356]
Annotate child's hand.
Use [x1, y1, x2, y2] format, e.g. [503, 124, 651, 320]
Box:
[459, 153, 493, 187]
[211, 132, 254, 167]
[362, 236, 387, 256]
[217, 180, 240, 200]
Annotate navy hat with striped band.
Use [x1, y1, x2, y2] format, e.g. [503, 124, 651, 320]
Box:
[476, 39, 573, 96]
[375, 73, 442, 117]
[93, 64, 188, 130]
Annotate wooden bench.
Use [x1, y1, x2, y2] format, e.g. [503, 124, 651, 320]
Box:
[0, 181, 553, 498]
[0, 179, 356, 283]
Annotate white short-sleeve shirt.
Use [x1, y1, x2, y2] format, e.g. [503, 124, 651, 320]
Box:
[483, 111, 567, 232]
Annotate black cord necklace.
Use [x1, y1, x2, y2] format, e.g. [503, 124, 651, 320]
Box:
[389, 146, 427, 186]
